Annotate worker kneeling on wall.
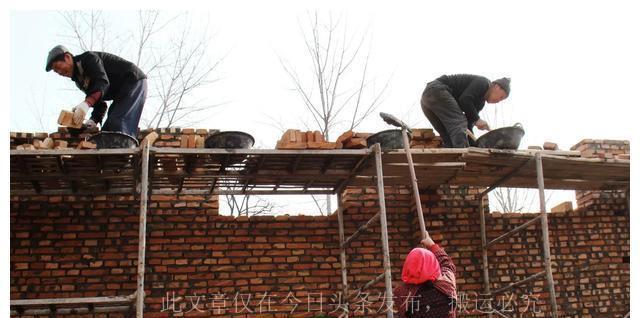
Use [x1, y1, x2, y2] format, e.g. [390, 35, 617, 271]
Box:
[46, 45, 147, 137]
[421, 74, 510, 148]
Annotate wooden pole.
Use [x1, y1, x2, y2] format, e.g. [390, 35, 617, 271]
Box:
[337, 193, 350, 317]
[400, 128, 428, 240]
[535, 153, 559, 318]
[373, 144, 394, 318]
[136, 140, 151, 317]
[478, 196, 493, 317]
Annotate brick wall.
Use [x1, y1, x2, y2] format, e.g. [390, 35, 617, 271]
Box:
[571, 139, 630, 214]
[10, 132, 630, 317]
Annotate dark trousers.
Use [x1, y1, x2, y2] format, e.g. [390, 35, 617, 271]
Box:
[90, 79, 147, 137]
[420, 81, 469, 148]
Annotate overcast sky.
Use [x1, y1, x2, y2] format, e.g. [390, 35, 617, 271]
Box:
[5, 1, 639, 213]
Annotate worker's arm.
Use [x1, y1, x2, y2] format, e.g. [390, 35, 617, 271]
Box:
[89, 101, 107, 124]
[82, 53, 110, 106]
[421, 236, 456, 276]
[457, 78, 489, 126]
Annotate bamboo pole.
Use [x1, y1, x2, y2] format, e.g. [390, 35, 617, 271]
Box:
[400, 128, 427, 240]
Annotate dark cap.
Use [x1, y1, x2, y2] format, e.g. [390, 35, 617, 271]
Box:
[46, 45, 70, 72]
[492, 77, 511, 96]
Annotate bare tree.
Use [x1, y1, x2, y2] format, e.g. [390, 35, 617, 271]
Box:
[223, 195, 281, 217]
[487, 104, 556, 212]
[279, 11, 391, 215]
[26, 84, 50, 132]
[57, 10, 225, 130]
[59, 10, 130, 54]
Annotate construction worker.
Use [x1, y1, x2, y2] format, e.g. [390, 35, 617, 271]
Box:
[421, 74, 510, 148]
[45, 45, 147, 137]
[393, 233, 457, 317]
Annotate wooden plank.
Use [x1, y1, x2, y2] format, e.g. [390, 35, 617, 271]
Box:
[277, 142, 307, 150]
[10, 295, 135, 306]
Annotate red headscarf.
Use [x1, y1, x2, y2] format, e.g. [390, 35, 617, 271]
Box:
[401, 247, 441, 284]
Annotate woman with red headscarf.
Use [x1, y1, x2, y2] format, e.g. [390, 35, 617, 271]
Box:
[393, 233, 457, 318]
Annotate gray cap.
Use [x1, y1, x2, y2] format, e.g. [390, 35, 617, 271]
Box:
[492, 77, 511, 96]
[45, 45, 70, 72]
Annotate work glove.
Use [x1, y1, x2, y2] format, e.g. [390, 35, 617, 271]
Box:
[72, 101, 90, 126]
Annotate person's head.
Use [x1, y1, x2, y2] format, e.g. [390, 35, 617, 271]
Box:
[46, 45, 74, 78]
[401, 247, 441, 284]
[486, 77, 511, 103]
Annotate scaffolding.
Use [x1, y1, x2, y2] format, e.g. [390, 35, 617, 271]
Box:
[10, 144, 629, 317]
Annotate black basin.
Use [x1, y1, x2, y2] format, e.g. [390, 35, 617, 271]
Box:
[474, 123, 525, 150]
[366, 129, 412, 150]
[205, 131, 255, 149]
[88, 131, 139, 149]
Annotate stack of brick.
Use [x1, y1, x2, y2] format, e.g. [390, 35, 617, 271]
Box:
[10, 127, 219, 150]
[571, 139, 630, 160]
[275, 129, 341, 150]
[11, 129, 95, 150]
[146, 128, 217, 148]
[334, 131, 371, 149]
[410, 128, 442, 148]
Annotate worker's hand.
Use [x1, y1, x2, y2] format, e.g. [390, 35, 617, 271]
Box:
[475, 119, 490, 131]
[420, 233, 435, 249]
[73, 101, 90, 126]
[85, 119, 98, 130]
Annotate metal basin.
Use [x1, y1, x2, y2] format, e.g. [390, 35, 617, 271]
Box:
[88, 131, 139, 149]
[366, 129, 411, 150]
[475, 123, 525, 150]
[205, 131, 255, 149]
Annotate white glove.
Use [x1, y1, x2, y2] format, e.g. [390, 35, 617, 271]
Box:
[73, 101, 90, 126]
[85, 119, 98, 129]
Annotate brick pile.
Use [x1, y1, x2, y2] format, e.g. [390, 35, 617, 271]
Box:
[275, 129, 341, 150]
[9, 128, 219, 150]
[335, 131, 371, 149]
[410, 128, 443, 149]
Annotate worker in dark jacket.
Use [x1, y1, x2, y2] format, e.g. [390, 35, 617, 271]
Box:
[46, 45, 147, 137]
[421, 74, 510, 148]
